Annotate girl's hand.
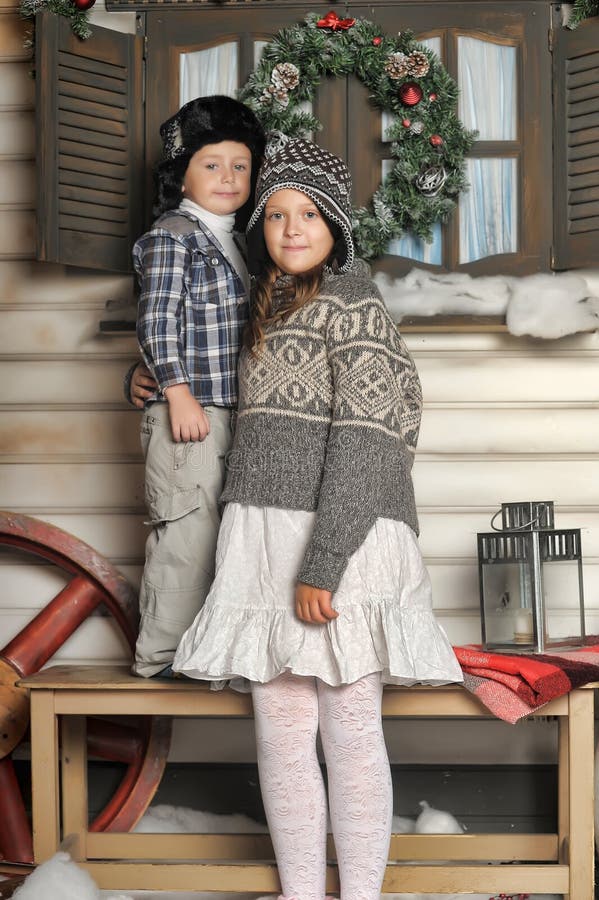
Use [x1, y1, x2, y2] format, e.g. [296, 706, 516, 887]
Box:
[131, 363, 158, 409]
[295, 583, 338, 624]
[164, 383, 211, 443]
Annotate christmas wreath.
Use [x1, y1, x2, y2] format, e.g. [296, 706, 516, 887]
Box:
[239, 11, 477, 260]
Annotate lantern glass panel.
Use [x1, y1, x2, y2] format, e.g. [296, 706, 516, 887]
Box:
[481, 558, 535, 648]
[542, 559, 583, 642]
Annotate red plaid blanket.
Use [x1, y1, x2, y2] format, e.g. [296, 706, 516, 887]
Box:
[454, 639, 599, 723]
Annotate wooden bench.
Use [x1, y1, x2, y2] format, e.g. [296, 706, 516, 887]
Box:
[20, 665, 596, 898]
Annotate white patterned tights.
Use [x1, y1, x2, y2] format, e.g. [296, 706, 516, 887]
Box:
[251, 671, 393, 900]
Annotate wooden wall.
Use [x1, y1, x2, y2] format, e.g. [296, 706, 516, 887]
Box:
[1, 2, 598, 763]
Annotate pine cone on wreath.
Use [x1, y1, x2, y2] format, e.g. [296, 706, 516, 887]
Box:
[384, 52, 410, 80]
[408, 51, 430, 77]
[271, 62, 300, 90]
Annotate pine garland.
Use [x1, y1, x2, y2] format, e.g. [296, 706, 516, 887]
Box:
[20, 0, 92, 40]
[239, 11, 477, 260]
[568, 0, 599, 28]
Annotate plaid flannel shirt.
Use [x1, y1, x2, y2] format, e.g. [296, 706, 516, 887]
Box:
[134, 209, 248, 408]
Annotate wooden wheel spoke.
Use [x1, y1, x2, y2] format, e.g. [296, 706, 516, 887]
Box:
[0, 757, 33, 863]
[1, 575, 105, 677]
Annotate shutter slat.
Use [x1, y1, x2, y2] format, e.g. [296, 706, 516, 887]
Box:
[570, 215, 599, 234]
[569, 126, 599, 148]
[58, 64, 127, 95]
[568, 198, 599, 219]
[60, 169, 126, 192]
[568, 170, 599, 190]
[59, 109, 127, 138]
[58, 50, 126, 82]
[36, 12, 143, 272]
[568, 184, 599, 205]
[568, 140, 599, 162]
[553, 17, 599, 269]
[58, 94, 128, 123]
[59, 154, 126, 179]
[569, 80, 599, 103]
[60, 215, 128, 236]
[59, 184, 127, 209]
[569, 96, 599, 119]
[59, 199, 127, 222]
[59, 79, 127, 110]
[567, 49, 599, 75]
[567, 110, 599, 133]
[59, 139, 127, 165]
[60, 123, 126, 151]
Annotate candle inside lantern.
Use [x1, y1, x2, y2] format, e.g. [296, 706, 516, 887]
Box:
[514, 608, 533, 643]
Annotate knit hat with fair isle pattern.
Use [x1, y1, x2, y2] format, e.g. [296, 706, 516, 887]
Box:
[247, 132, 355, 273]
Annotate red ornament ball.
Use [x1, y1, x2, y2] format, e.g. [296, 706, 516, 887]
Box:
[398, 82, 423, 107]
[372, 36, 382, 46]
[429, 134, 444, 147]
[73, 0, 96, 8]
[429, 92, 438, 102]
[402, 118, 411, 128]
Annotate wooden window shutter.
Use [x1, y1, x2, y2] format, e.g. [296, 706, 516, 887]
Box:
[35, 11, 143, 273]
[553, 16, 599, 269]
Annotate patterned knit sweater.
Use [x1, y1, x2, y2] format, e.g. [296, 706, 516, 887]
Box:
[221, 263, 423, 592]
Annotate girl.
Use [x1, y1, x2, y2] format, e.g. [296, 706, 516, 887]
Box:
[173, 134, 462, 900]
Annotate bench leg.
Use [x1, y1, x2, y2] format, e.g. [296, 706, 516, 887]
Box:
[61, 716, 88, 862]
[566, 688, 595, 900]
[30, 691, 59, 862]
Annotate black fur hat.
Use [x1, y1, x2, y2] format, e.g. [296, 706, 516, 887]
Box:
[154, 95, 266, 223]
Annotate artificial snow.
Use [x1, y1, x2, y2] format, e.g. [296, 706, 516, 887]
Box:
[375, 266, 599, 338]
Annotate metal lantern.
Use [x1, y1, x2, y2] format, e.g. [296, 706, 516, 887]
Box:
[477, 501, 585, 653]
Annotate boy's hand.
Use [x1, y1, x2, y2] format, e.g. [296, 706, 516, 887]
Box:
[131, 363, 158, 409]
[164, 383, 211, 443]
[295, 583, 338, 624]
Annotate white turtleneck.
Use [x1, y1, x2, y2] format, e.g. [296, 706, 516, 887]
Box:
[179, 198, 249, 292]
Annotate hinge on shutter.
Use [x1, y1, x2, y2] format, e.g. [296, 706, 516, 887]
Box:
[548, 24, 555, 52]
[550, 246, 556, 269]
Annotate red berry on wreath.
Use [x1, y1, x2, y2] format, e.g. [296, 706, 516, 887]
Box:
[429, 92, 438, 101]
[402, 118, 411, 128]
[73, 0, 96, 8]
[372, 36, 382, 46]
[398, 82, 423, 106]
[430, 134, 444, 147]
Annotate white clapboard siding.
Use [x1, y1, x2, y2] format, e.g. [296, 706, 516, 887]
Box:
[0, 160, 35, 206]
[0, 210, 34, 257]
[419, 407, 599, 454]
[0, 360, 139, 404]
[0, 60, 35, 107]
[0, 410, 141, 458]
[404, 330, 599, 355]
[0, 562, 143, 609]
[417, 355, 599, 402]
[0, 462, 145, 510]
[0, 261, 132, 304]
[0, 110, 34, 157]
[0, 308, 136, 356]
[413, 458, 599, 507]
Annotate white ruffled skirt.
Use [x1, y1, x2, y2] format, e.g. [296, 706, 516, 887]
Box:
[173, 503, 463, 690]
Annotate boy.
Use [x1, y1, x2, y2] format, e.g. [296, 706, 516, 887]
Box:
[131, 96, 265, 677]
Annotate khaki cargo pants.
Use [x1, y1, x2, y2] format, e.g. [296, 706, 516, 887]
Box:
[133, 402, 233, 677]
